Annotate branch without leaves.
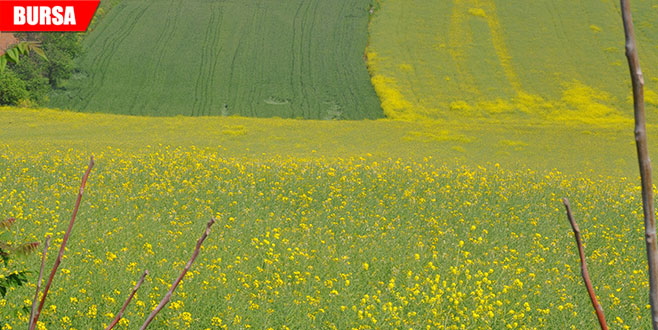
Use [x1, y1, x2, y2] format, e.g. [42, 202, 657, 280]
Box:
[620, 1, 658, 328]
[0, 217, 15, 230]
[562, 198, 608, 330]
[28, 235, 50, 329]
[105, 270, 149, 330]
[30, 156, 94, 330]
[140, 217, 216, 330]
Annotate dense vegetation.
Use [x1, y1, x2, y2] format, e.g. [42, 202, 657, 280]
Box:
[0, 0, 140, 107]
[0, 33, 82, 106]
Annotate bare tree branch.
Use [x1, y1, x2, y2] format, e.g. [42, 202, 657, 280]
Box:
[140, 217, 216, 330]
[105, 270, 149, 330]
[562, 198, 608, 330]
[0, 217, 15, 230]
[28, 235, 50, 329]
[30, 156, 94, 330]
[620, 1, 658, 328]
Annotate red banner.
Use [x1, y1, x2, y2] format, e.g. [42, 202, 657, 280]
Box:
[0, 0, 100, 32]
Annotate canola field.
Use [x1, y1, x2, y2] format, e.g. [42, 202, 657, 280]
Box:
[367, 0, 658, 123]
[49, 0, 381, 119]
[1, 108, 658, 328]
[0, 145, 651, 329]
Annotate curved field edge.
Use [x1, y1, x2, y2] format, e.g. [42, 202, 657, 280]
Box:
[49, 0, 382, 119]
[366, 0, 658, 124]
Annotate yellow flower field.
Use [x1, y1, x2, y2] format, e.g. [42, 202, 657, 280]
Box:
[367, 0, 658, 124]
[0, 144, 651, 329]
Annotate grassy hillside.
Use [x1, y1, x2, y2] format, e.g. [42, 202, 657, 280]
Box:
[1, 107, 658, 328]
[367, 0, 658, 123]
[49, 0, 382, 119]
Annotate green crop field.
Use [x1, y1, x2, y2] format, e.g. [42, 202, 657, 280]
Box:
[367, 0, 658, 124]
[49, 0, 381, 119]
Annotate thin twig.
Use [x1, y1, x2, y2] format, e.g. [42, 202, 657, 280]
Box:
[0, 217, 16, 229]
[28, 235, 50, 329]
[140, 218, 216, 330]
[105, 270, 150, 330]
[620, 1, 658, 328]
[30, 156, 94, 330]
[562, 198, 608, 330]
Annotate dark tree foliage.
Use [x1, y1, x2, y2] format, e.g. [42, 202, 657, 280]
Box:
[0, 70, 29, 105]
[2, 32, 82, 105]
[41, 32, 82, 88]
[0, 217, 37, 302]
[8, 55, 49, 104]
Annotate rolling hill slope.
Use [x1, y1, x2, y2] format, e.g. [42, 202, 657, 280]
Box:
[367, 0, 658, 123]
[50, 0, 382, 119]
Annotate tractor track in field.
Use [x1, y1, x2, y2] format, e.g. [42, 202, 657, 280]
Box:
[311, 1, 325, 118]
[335, 2, 356, 119]
[83, 2, 150, 111]
[141, 0, 181, 115]
[303, 0, 321, 119]
[244, 3, 261, 118]
[296, 0, 316, 119]
[193, 3, 222, 116]
[251, 5, 264, 117]
[75, 3, 122, 106]
[126, 1, 178, 115]
[398, 3, 423, 107]
[205, 7, 224, 117]
[252, 2, 268, 117]
[54, 0, 382, 119]
[366, 0, 658, 121]
[289, 1, 304, 118]
[226, 7, 249, 118]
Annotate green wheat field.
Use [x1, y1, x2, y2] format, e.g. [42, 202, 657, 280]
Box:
[49, 0, 381, 119]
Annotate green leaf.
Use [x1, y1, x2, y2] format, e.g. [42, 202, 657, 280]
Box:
[6, 272, 28, 288]
[18, 271, 29, 281]
[0, 286, 6, 298]
[0, 251, 8, 266]
[6, 48, 19, 63]
[7, 274, 19, 286]
[30, 45, 47, 61]
[17, 42, 28, 54]
[0, 56, 6, 73]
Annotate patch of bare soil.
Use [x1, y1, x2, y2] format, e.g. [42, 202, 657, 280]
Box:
[0, 32, 18, 55]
